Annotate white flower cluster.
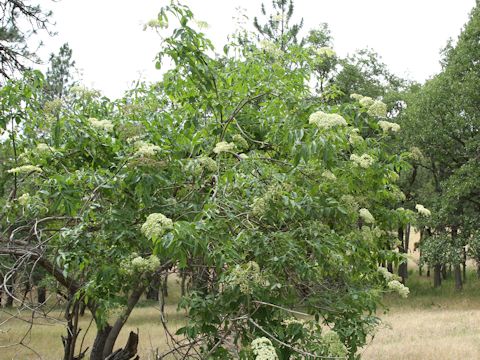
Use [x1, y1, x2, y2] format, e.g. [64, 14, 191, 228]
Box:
[141, 213, 173, 240]
[17, 193, 31, 206]
[251, 337, 278, 360]
[192, 156, 218, 176]
[358, 96, 375, 108]
[340, 194, 359, 211]
[378, 120, 400, 133]
[122, 254, 160, 275]
[251, 185, 282, 217]
[387, 279, 410, 298]
[259, 40, 283, 57]
[213, 141, 235, 154]
[415, 204, 431, 217]
[7, 165, 42, 174]
[315, 47, 336, 58]
[348, 128, 364, 145]
[281, 317, 306, 327]
[88, 118, 114, 132]
[43, 98, 62, 114]
[351, 94, 388, 118]
[409, 146, 424, 161]
[350, 153, 374, 168]
[132, 255, 160, 273]
[144, 18, 168, 29]
[227, 261, 265, 295]
[134, 141, 161, 157]
[322, 170, 336, 181]
[272, 13, 284, 22]
[359, 208, 375, 223]
[377, 266, 399, 282]
[36, 143, 54, 153]
[308, 111, 347, 129]
[232, 134, 248, 150]
[367, 100, 388, 118]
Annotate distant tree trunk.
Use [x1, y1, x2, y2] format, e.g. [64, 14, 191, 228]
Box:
[477, 262, 480, 279]
[452, 226, 462, 291]
[426, 266, 430, 277]
[398, 227, 407, 283]
[146, 276, 160, 301]
[434, 264, 442, 288]
[441, 264, 448, 280]
[454, 264, 463, 291]
[462, 247, 467, 283]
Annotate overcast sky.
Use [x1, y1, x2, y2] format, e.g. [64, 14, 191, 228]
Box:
[37, 0, 476, 99]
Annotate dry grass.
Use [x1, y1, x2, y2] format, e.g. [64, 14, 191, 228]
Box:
[0, 304, 186, 360]
[361, 307, 480, 360]
[2, 253, 480, 359]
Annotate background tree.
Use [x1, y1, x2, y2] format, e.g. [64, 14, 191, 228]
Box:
[0, 0, 53, 81]
[253, 0, 304, 50]
[44, 43, 76, 100]
[400, 3, 480, 289]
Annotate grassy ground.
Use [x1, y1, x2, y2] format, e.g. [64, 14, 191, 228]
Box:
[362, 262, 480, 360]
[2, 262, 480, 359]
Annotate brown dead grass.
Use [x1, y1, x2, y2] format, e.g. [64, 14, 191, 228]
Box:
[0, 304, 185, 360]
[362, 307, 480, 360]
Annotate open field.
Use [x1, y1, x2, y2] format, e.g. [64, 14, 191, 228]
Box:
[2, 266, 480, 359]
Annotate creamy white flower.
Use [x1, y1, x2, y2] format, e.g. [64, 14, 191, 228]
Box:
[350, 153, 374, 168]
[309, 111, 347, 129]
[368, 100, 388, 118]
[388, 279, 410, 298]
[359, 96, 374, 108]
[350, 93, 363, 101]
[322, 170, 336, 181]
[272, 13, 283, 22]
[89, 118, 114, 132]
[141, 213, 173, 240]
[409, 146, 424, 161]
[17, 193, 31, 206]
[359, 208, 375, 223]
[238, 153, 249, 160]
[378, 120, 400, 133]
[251, 337, 278, 360]
[134, 141, 161, 157]
[348, 128, 364, 145]
[36, 143, 54, 153]
[415, 204, 431, 217]
[315, 47, 336, 58]
[7, 165, 42, 174]
[232, 134, 248, 150]
[259, 40, 282, 57]
[213, 141, 235, 154]
[197, 156, 218, 172]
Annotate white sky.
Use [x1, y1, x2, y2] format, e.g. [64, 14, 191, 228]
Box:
[36, 0, 476, 99]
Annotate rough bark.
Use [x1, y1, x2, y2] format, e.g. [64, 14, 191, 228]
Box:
[102, 285, 146, 358]
[90, 325, 112, 360]
[104, 331, 139, 360]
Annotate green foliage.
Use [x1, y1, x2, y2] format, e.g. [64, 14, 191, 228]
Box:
[0, 2, 416, 358]
[0, 0, 53, 80]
